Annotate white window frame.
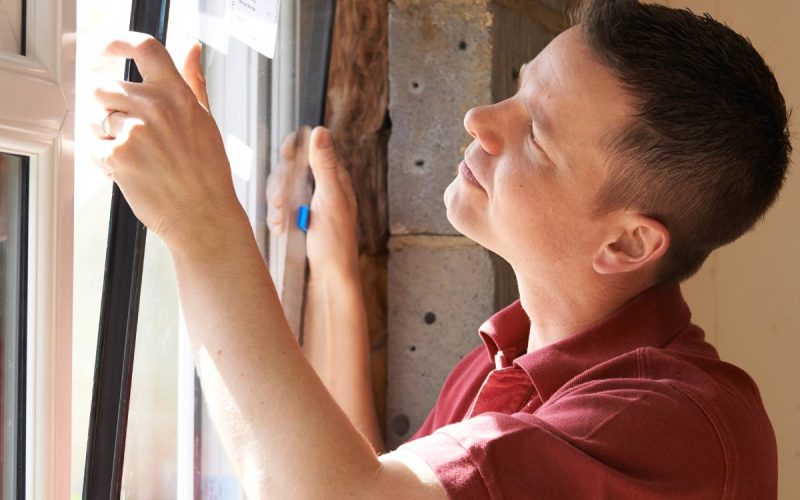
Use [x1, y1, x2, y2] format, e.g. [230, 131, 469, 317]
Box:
[0, 0, 74, 497]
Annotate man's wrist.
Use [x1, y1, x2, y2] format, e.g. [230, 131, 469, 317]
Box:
[308, 259, 362, 290]
[162, 201, 253, 257]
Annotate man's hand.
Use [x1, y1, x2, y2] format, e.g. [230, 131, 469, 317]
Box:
[91, 32, 244, 248]
[267, 126, 360, 280]
[268, 128, 387, 452]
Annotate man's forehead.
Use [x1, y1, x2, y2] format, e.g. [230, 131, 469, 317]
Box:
[519, 27, 585, 93]
[516, 27, 637, 167]
[516, 29, 587, 134]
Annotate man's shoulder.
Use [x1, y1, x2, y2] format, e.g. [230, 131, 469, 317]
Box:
[546, 336, 777, 498]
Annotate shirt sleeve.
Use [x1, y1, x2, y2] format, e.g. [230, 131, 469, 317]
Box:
[398, 379, 726, 500]
[409, 344, 493, 442]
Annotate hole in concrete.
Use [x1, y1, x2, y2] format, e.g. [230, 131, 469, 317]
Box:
[414, 159, 425, 168]
[392, 414, 411, 436]
[410, 81, 424, 95]
[458, 40, 468, 51]
[424, 312, 436, 325]
[409, 345, 416, 352]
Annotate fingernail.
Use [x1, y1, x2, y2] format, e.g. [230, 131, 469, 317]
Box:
[317, 129, 332, 149]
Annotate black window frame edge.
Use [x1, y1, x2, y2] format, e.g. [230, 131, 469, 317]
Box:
[300, 0, 336, 129]
[21, 0, 27, 56]
[14, 155, 29, 500]
[295, 0, 336, 346]
[81, 0, 170, 498]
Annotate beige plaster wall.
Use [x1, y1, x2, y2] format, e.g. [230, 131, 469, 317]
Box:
[658, 1, 800, 498]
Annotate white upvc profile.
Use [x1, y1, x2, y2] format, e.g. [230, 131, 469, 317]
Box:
[0, 0, 75, 497]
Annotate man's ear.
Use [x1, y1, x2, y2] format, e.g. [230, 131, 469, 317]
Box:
[592, 215, 670, 275]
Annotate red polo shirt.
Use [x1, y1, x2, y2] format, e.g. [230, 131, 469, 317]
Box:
[399, 285, 777, 499]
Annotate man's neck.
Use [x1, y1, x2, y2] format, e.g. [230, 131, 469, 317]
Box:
[515, 271, 651, 354]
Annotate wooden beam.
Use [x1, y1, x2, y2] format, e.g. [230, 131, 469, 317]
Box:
[494, 0, 571, 33]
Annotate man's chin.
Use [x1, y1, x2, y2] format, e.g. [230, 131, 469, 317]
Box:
[445, 179, 499, 248]
[444, 200, 481, 243]
[443, 182, 464, 229]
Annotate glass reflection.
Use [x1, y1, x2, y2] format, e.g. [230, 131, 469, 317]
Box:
[0, 0, 24, 54]
[0, 153, 27, 499]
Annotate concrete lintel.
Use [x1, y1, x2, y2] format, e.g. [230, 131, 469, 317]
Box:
[388, 235, 479, 251]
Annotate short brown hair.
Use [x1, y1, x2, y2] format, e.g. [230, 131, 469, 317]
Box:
[574, 0, 792, 283]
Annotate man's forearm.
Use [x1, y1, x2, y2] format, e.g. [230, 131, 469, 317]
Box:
[168, 211, 381, 498]
[303, 271, 386, 453]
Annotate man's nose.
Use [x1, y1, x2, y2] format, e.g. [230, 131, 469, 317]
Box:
[463, 105, 503, 156]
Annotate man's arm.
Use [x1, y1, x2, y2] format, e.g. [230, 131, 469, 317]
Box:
[170, 207, 433, 497]
[268, 132, 386, 453]
[91, 33, 444, 499]
[304, 271, 387, 453]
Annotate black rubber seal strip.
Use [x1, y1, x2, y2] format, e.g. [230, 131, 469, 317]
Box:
[82, 0, 170, 498]
[15, 156, 29, 500]
[296, 0, 336, 343]
[299, 0, 336, 128]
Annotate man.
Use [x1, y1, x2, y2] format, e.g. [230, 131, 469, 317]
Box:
[91, 0, 790, 497]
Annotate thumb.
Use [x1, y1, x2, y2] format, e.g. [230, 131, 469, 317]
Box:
[181, 42, 210, 110]
[308, 127, 340, 189]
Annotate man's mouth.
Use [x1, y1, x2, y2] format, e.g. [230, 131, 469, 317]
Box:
[459, 160, 484, 190]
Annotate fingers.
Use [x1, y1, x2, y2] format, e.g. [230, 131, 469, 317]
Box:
[266, 208, 287, 235]
[266, 172, 288, 235]
[89, 136, 118, 177]
[280, 131, 298, 161]
[93, 80, 136, 114]
[266, 131, 302, 234]
[89, 115, 145, 171]
[180, 42, 210, 111]
[91, 110, 130, 139]
[103, 31, 181, 83]
[336, 164, 357, 208]
[308, 127, 340, 189]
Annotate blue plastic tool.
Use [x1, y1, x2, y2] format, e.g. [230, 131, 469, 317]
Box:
[296, 204, 310, 233]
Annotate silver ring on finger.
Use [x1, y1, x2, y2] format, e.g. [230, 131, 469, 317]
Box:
[101, 110, 120, 139]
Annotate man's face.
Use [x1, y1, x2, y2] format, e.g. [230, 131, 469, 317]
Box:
[444, 27, 636, 277]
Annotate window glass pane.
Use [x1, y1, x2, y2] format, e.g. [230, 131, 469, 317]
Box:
[0, 0, 23, 54]
[0, 153, 27, 499]
[119, 0, 270, 496]
[121, 235, 180, 498]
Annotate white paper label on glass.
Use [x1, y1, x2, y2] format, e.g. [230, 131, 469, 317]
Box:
[224, 0, 280, 58]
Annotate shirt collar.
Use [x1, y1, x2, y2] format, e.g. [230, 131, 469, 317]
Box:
[478, 284, 692, 401]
